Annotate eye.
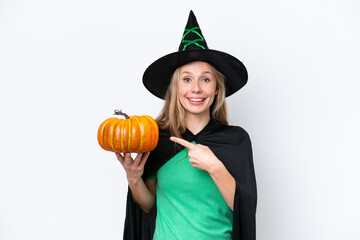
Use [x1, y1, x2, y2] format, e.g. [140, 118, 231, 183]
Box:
[183, 77, 191, 82]
[202, 78, 210, 82]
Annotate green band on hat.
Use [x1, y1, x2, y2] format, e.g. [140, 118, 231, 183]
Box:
[181, 27, 205, 51]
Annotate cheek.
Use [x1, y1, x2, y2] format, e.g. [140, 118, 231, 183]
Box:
[177, 85, 187, 106]
[207, 86, 218, 104]
[177, 83, 188, 96]
[208, 84, 218, 96]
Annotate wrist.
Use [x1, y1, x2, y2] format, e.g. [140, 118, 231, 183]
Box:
[208, 160, 223, 176]
[127, 176, 142, 186]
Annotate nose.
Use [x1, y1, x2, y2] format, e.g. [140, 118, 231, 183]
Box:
[191, 80, 202, 93]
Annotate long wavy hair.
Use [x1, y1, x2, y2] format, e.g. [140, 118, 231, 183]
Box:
[156, 62, 228, 137]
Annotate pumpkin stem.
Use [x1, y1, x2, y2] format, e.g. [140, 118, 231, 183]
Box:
[114, 109, 130, 119]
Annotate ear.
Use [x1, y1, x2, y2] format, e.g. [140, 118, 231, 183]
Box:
[215, 89, 219, 96]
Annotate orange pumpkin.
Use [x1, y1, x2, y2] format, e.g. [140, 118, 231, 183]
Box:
[97, 110, 159, 153]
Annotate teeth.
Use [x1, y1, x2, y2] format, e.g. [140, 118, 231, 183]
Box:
[189, 98, 205, 102]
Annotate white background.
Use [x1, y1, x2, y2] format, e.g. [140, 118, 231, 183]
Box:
[1, 0, 359, 239]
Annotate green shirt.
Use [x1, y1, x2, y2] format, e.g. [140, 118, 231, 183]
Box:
[151, 144, 233, 240]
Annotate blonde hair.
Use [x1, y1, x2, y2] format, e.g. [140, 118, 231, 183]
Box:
[156, 63, 228, 137]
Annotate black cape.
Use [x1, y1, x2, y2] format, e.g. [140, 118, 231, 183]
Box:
[123, 119, 257, 240]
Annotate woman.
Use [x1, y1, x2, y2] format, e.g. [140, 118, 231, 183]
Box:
[117, 11, 257, 240]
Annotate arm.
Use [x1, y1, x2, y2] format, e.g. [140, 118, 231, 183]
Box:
[116, 152, 156, 213]
[127, 176, 156, 213]
[208, 161, 235, 211]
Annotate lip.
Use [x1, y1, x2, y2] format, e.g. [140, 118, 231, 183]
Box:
[187, 97, 206, 105]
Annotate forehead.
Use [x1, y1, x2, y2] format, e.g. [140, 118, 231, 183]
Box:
[179, 61, 214, 74]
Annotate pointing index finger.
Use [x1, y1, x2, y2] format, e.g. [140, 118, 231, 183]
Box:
[170, 136, 194, 149]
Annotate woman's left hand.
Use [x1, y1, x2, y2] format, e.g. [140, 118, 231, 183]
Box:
[170, 136, 221, 173]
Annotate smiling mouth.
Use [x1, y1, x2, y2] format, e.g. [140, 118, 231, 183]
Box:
[188, 98, 205, 102]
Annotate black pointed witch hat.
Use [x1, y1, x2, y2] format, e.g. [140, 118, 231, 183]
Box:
[143, 10, 248, 99]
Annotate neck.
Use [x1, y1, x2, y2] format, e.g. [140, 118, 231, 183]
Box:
[185, 113, 211, 135]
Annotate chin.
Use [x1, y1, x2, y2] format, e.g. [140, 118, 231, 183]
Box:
[184, 107, 210, 117]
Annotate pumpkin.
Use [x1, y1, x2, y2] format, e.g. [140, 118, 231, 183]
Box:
[97, 109, 159, 153]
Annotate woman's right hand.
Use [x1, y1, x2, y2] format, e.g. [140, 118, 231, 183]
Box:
[115, 152, 150, 183]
